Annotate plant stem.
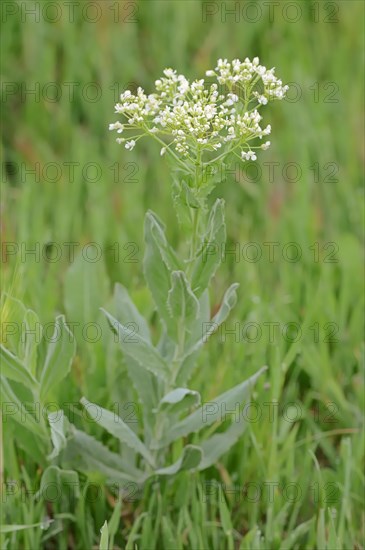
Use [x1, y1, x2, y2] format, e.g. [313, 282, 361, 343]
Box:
[187, 148, 202, 276]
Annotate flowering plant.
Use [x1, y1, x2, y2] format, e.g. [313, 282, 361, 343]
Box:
[47, 58, 287, 483]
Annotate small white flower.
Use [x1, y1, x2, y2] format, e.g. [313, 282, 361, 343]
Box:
[261, 141, 271, 150]
[125, 140, 136, 150]
[241, 150, 257, 161]
[160, 147, 166, 156]
[109, 122, 123, 131]
[120, 90, 131, 100]
[206, 70, 215, 77]
[163, 68, 176, 78]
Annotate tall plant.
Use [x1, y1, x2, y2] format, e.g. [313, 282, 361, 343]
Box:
[50, 57, 288, 482]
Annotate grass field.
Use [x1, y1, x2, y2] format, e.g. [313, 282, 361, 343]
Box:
[1, 1, 364, 548]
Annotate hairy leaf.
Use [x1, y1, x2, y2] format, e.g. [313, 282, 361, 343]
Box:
[157, 387, 201, 417]
[155, 445, 202, 475]
[40, 315, 76, 400]
[0, 345, 38, 390]
[80, 397, 155, 466]
[102, 309, 169, 381]
[153, 366, 267, 448]
[191, 199, 226, 297]
[114, 283, 151, 343]
[167, 271, 200, 340]
[143, 211, 181, 326]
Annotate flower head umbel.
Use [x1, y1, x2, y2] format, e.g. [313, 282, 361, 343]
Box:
[109, 57, 288, 173]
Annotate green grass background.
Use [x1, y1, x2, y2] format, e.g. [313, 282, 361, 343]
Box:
[1, 1, 364, 548]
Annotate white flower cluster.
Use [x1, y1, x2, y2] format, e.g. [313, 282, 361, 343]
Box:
[109, 57, 288, 166]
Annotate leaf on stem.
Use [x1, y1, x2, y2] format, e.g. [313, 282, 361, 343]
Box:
[102, 309, 170, 381]
[80, 397, 155, 467]
[191, 198, 226, 297]
[153, 366, 267, 448]
[143, 211, 182, 327]
[155, 444, 202, 475]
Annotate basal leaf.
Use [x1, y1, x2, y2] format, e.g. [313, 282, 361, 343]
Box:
[0, 376, 43, 438]
[80, 397, 155, 466]
[40, 315, 76, 400]
[64, 428, 145, 483]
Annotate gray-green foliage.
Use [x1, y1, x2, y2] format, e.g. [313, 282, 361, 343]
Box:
[52, 190, 266, 481]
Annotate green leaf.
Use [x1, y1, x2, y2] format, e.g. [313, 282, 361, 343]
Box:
[102, 309, 170, 381]
[167, 271, 200, 340]
[172, 178, 194, 231]
[281, 519, 314, 550]
[112, 283, 161, 430]
[38, 465, 80, 499]
[114, 283, 151, 342]
[143, 211, 181, 327]
[0, 345, 38, 389]
[155, 445, 202, 475]
[107, 497, 123, 548]
[157, 388, 201, 417]
[48, 410, 70, 459]
[0, 376, 43, 438]
[186, 289, 210, 348]
[218, 486, 234, 538]
[161, 516, 177, 548]
[23, 308, 41, 376]
[154, 366, 267, 448]
[123, 355, 160, 429]
[198, 416, 248, 470]
[0, 520, 53, 534]
[99, 521, 109, 550]
[40, 315, 76, 401]
[176, 284, 239, 385]
[64, 251, 109, 342]
[327, 509, 341, 550]
[80, 397, 155, 466]
[0, 294, 27, 357]
[191, 199, 226, 297]
[200, 283, 239, 343]
[64, 428, 145, 483]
